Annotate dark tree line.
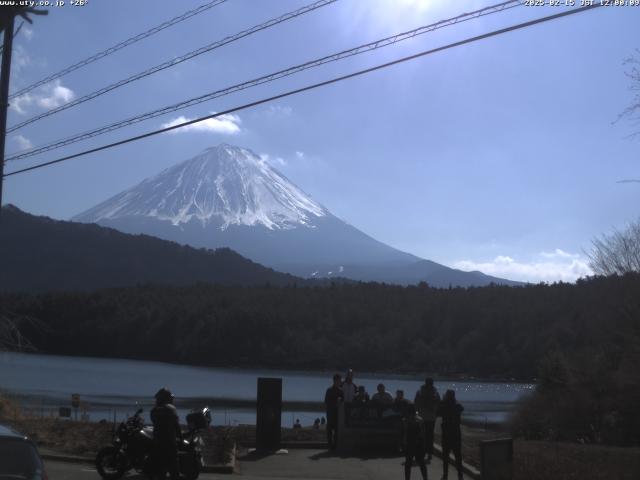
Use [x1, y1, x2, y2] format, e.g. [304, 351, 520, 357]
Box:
[0, 205, 308, 292]
[1, 273, 639, 381]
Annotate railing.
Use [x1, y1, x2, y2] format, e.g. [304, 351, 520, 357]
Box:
[336, 403, 403, 453]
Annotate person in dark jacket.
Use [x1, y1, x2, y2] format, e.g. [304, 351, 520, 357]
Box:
[401, 403, 428, 480]
[394, 389, 410, 412]
[354, 385, 370, 405]
[324, 373, 343, 450]
[414, 377, 440, 462]
[438, 389, 464, 480]
[150, 387, 182, 480]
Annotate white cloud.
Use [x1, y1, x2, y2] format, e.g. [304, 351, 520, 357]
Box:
[11, 134, 33, 150]
[10, 79, 75, 114]
[161, 112, 242, 135]
[37, 80, 74, 109]
[295, 151, 305, 159]
[453, 251, 592, 283]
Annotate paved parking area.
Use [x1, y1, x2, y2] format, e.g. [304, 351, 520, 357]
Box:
[44, 448, 472, 479]
[237, 448, 471, 479]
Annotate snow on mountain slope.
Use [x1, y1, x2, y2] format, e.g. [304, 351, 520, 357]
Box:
[73, 143, 521, 287]
[74, 144, 327, 230]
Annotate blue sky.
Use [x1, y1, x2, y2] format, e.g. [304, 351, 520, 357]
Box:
[3, 0, 640, 283]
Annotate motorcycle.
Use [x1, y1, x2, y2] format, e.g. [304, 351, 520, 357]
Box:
[95, 407, 211, 480]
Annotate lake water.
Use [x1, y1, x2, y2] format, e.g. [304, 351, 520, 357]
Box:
[0, 352, 534, 427]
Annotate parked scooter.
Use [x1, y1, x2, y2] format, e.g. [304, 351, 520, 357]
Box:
[95, 407, 211, 480]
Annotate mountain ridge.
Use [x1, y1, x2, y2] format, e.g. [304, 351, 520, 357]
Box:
[0, 204, 311, 292]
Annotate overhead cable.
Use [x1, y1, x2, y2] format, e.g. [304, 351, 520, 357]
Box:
[7, 0, 338, 133]
[3, 4, 603, 179]
[8, 0, 228, 100]
[7, 0, 522, 161]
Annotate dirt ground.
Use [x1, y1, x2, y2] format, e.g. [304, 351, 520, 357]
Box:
[4, 396, 640, 479]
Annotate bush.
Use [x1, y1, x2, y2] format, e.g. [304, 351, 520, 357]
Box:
[511, 349, 640, 446]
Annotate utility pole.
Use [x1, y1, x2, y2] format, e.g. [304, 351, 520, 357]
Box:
[0, 10, 16, 214]
[0, 7, 46, 218]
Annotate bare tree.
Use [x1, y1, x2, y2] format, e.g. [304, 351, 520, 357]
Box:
[616, 51, 640, 184]
[588, 219, 640, 276]
[618, 50, 640, 137]
[0, 310, 45, 352]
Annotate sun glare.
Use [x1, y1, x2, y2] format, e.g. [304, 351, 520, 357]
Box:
[341, 0, 443, 35]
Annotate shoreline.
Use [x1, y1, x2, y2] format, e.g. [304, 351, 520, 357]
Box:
[7, 393, 512, 431]
[1, 350, 538, 384]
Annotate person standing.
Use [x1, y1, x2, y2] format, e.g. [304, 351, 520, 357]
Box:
[438, 389, 464, 480]
[402, 404, 428, 480]
[414, 377, 440, 462]
[394, 389, 410, 412]
[371, 383, 394, 405]
[150, 387, 182, 480]
[341, 368, 358, 403]
[324, 373, 343, 450]
[354, 385, 370, 405]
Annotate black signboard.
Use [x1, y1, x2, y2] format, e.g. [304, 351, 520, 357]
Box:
[256, 377, 282, 452]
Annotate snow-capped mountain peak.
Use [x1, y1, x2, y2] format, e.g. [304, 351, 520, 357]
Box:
[74, 144, 327, 230]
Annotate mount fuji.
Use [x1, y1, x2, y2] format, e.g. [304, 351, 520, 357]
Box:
[74, 144, 520, 287]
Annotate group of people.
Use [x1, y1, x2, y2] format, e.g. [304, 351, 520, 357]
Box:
[324, 370, 465, 480]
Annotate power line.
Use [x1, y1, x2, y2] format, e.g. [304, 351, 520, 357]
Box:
[7, 0, 338, 134]
[6, 0, 522, 162]
[3, 4, 602, 179]
[7, 0, 228, 101]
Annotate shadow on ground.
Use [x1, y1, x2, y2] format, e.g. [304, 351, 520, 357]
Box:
[308, 450, 404, 461]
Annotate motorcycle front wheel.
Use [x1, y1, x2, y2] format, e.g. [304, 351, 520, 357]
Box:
[95, 446, 128, 480]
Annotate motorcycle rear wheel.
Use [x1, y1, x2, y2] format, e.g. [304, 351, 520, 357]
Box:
[179, 454, 201, 480]
[95, 446, 128, 480]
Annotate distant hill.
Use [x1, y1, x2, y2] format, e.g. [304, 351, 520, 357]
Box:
[0, 205, 306, 292]
[74, 144, 522, 287]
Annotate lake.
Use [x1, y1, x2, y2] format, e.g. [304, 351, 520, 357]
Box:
[0, 352, 533, 427]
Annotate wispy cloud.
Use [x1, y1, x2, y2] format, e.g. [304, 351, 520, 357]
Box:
[161, 113, 242, 135]
[259, 153, 286, 166]
[11, 94, 32, 115]
[539, 248, 580, 260]
[10, 79, 75, 115]
[453, 250, 592, 283]
[264, 105, 293, 117]
[259, 150, 312, 168]
[21, 26, 34, 41]
[11, 45, 31, 75]
[11, 134, 33, 150]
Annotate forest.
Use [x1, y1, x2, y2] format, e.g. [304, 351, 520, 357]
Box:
[1, 273, 638, 380]
[0, 205, 308, 292]
[2, 272, 640, 444]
